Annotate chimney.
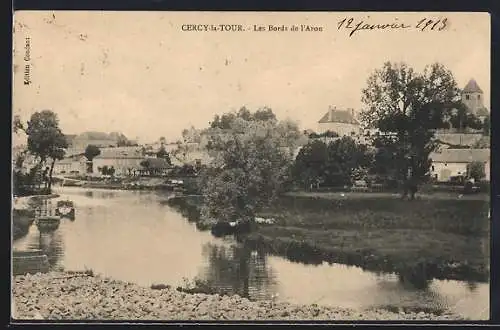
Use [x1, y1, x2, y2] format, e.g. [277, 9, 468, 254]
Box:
[329, 106, 336, 121]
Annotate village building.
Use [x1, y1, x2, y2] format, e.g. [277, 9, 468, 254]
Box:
[434, 79, 490, 147]
[52, 155, 87, 175]
[135, 157, 172, 176]
[92, 148, 144, 176]
[429, 148, 490, 182]
[461, 78, 490, 121]
[317, 106, 361, 137]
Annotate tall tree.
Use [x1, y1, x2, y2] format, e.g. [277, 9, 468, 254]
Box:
[140, 160, 151, 176]
[292, 140, 329, 189]
[115, 133, 132, 147]
[201, 109, 301, 225]
[467, 161, 486, 181]
[209, 106, 278, 130]
[361, 62, 460, 199]
[14, 110, 68, 192]
[293, 137, 372, 189]
[482, 115, 490, 136]
[84, 144, 101, 173]
[326, 136, 373, 185]
[156, 146, 172, 166]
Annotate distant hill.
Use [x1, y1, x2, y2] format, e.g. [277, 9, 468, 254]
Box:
[66, 131, 134, 147]
[76, 131, 119, 141]
[66, 131, 129, 142]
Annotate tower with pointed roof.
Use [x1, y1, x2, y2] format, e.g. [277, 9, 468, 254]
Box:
[461, 79, 489, 119]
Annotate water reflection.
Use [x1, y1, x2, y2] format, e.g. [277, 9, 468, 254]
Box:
[11, 188, 489, 320]
[38, 231, 65, 270]
[266, 257, 489, 319]
[199, 242, 278, 301]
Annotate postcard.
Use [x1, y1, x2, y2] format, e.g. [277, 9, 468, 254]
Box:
[12, 11, 490, 321]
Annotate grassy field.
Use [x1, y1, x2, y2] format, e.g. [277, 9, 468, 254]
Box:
[247, 191, 490, 283]
[167, 191, 490, 284]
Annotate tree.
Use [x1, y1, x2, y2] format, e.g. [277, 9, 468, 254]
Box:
[467, 162, 486, 181]
[253, 107, 277, 122]
[115, 133, 132, 147]
[482, 115, 490, 136]
[201, 109, 301, 225]
[324, 130, 339, 138]
[108, 166, 115, 177]
[209, 106, 278, 130]
[156, 146, 172, 166]
[293, 137, 372, 189]
[140, 159, 151, 176]
[326, 136, 372, 185]
[446, 103, 483, 131]
[99, 165, 108, 175]
[14, 110, 68, 192]
[361, 62, 461, 199]
[292, 140, 328, 189]
[84, 144, 101, 173]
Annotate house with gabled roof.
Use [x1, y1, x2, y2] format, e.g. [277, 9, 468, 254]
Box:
[92, 148, 144, 176]
[317, 106, 361, 137]
[429, 148, 490, 182]
[53, 155, 87, 175]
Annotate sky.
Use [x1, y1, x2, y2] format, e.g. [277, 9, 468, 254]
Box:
[12, 11, 490, 144]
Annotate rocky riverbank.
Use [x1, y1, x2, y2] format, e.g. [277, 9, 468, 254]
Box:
[12, 272, 464, 321]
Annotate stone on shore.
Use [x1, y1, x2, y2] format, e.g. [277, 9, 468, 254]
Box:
[11, 272, 466, 321]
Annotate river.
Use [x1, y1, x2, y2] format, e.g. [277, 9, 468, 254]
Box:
[12, 187, 489, 319]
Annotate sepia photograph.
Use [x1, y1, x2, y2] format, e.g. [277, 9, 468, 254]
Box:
[11, 11, 490, 321]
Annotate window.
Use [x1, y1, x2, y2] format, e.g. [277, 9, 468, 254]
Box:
[478, 95, 481, 100]
[466, 95, 470, 100]
[431, 166, 435, 171]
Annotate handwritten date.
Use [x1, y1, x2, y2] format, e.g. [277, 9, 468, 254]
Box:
[338, 17, 448, 37]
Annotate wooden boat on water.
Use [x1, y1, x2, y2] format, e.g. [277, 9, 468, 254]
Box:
[12, 249, 50, 275]
[55, 200, 75, 218]
[35, 216, 61, 232]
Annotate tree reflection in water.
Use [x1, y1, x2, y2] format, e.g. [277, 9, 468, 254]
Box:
[374, 272, 448, 315]
[466, 281, 478, 292]
[38, 230, 65, 270]
[397, 270, 432, 291]
[200, 242, 279, 301]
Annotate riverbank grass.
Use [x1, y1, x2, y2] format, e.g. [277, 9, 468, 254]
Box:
[249, 192, 490, 282]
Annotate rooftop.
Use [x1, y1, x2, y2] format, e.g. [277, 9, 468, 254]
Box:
[318, 106, 360, 125]
[430, 148, 490, 163]
[476, 107, 490, 117]
[140, 157, 171, 169]
[463, 79, 483, 94]
[94, 148, 143, 159]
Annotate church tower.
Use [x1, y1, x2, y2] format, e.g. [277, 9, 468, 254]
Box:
[461, 79, 488, 118]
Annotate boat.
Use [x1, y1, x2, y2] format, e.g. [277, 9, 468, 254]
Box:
[36, 216, 61, 232]
[55, 200, 75, 218]
[12, 249, 50, 276]
[61, 179, 84, 187]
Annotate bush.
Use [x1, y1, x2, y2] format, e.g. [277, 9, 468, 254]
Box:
[467, 162, 486, 182]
